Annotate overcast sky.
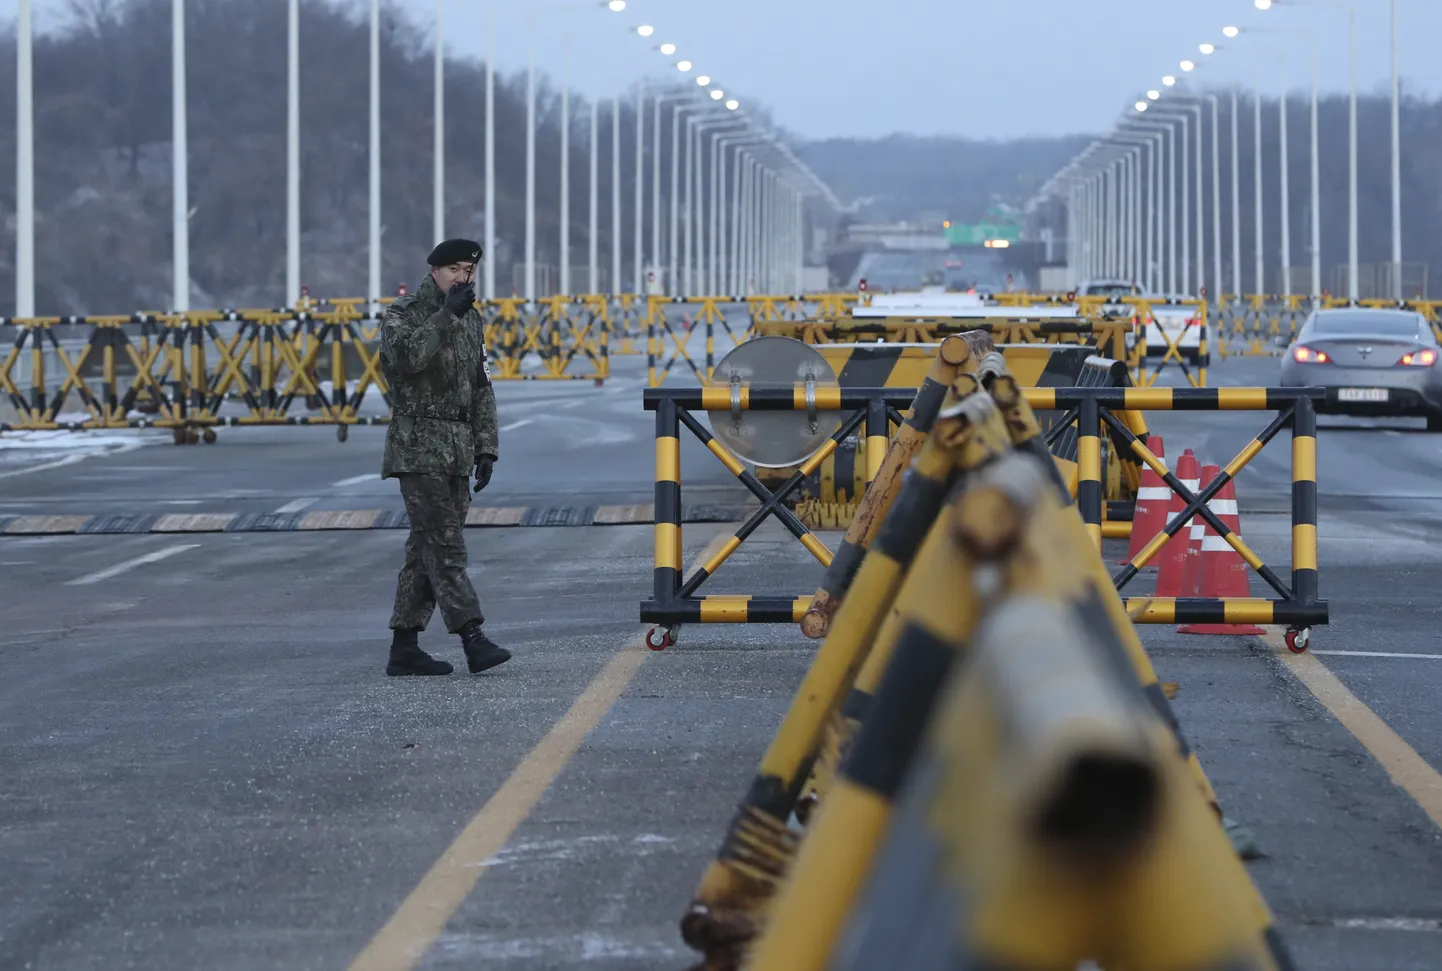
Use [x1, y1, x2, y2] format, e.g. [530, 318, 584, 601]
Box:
[27, 0, 1442, 141]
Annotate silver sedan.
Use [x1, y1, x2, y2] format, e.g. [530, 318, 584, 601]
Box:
[1280, 308, 1442, 431]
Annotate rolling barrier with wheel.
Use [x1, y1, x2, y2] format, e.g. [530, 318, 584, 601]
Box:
[640, 382, 915, 649]
[1036, 385, 1327, 644]
[677, 357, 1293, 971]
[642, 336, 1316, 643]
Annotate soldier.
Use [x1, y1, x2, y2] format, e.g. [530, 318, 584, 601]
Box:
[378, 238, 512, 677]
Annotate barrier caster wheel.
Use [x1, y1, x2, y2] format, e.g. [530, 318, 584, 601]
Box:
[202, 428, 217, 444]
[1285, 628, 1310, 654]
[645, 627, 676, 651]
[172, 428, 186, 446]
[337, 425, 349, 443]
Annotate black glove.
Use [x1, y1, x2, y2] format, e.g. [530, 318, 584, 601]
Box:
[473, 456, 494, 493]
[444, 281, 476, 319]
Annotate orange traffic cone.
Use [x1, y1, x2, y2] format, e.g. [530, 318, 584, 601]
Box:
[1179, 472, 1265, 636]
[1154, 449, 1202, 597]
[1120, 435, 1173, 565]
[1176, 464, 1219, 598]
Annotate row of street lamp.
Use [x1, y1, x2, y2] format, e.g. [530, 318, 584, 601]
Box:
[1031, 0, 1403, 302]
[500, 0, 836, 305]
[9, 0, 837, 318]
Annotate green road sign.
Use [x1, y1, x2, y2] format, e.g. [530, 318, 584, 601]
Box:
[943, 222, 1021, 246]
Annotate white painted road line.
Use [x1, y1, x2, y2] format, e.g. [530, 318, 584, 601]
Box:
[65, 544, 201, 587]
[333, 474, 380, 488]
[1312, 650, 1442, 661]
[501, 420, 533, 432]
[0, 441, 143, 480]
[275, 498, 318, 514]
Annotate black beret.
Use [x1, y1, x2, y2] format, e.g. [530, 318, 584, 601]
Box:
[427, 238, 483, 267]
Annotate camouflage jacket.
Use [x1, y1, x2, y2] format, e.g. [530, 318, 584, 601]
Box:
[379, 274, 499, 480]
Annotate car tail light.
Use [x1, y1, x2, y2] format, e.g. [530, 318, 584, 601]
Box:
[1399, 348, 1438, 367]
[1293, 345, 1330, 364]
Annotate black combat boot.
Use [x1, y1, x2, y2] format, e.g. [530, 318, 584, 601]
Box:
[386, 629, 454, 677]
[459, 620, 511, 674]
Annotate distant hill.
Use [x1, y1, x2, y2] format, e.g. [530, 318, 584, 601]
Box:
[795, 134, 1094, 225]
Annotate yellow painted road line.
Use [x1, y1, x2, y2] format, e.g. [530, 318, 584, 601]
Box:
[1265, 630, 1442, 831]
[347, 527, 735, 971]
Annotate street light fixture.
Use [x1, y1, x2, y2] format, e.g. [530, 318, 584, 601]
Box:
[637, 24, 654, 36]
[1162, 75, 1177, 86]
[697, 75, 711, 85]
[1135, 101, 1148, 112]
[1256, 0, 1365, 299]
[726, 99, 740, 110]
[608, 0, 625, 11]
[1223, 25, 1240, 37]
[1199, 43, 1216, 54]
[677, 59, 693, 71]
[711, 89, 725, 100]
[1148, 89, 1161, 100]
[660, 42, 676, 55]
[1180, 60, 1195, 71]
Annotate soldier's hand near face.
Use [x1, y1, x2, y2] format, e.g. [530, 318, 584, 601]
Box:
[443, 280, 476, 319]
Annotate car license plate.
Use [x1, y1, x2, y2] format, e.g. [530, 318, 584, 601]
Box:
[1337, 388, 1388, 402]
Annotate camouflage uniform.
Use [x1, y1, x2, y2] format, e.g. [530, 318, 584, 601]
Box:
[380, 273, 499, 635]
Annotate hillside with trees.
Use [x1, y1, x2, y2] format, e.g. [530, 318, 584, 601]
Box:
[1, 0, 1441, 313]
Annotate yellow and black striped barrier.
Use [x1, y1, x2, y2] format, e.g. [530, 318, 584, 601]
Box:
[0, 301, 612, 440]
[1042, 385, 1327, 631]
[676, 383, 1013, 959]
[679, 367, 1298, 970]
[753, 316, 1137, 369]
[641, 385, 916, 649]
[797, 334, 987, 641]
[641, 382, 1327, 634]
[794, 345, 1147, 536]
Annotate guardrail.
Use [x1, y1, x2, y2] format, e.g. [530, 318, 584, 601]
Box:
[677, 358, 1294, 971]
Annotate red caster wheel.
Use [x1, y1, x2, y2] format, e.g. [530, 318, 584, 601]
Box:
[1285, 628, 1310, 654]
[645, 627, 675, 651]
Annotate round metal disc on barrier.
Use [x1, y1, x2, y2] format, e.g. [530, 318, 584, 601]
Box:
[704, 336, 842, 469]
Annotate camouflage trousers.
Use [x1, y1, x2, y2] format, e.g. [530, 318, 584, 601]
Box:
[389, 474, 484, 634]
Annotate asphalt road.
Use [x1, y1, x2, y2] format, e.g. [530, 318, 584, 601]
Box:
[0, 351, 753, 520]
[1, 348, 1440, 970]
